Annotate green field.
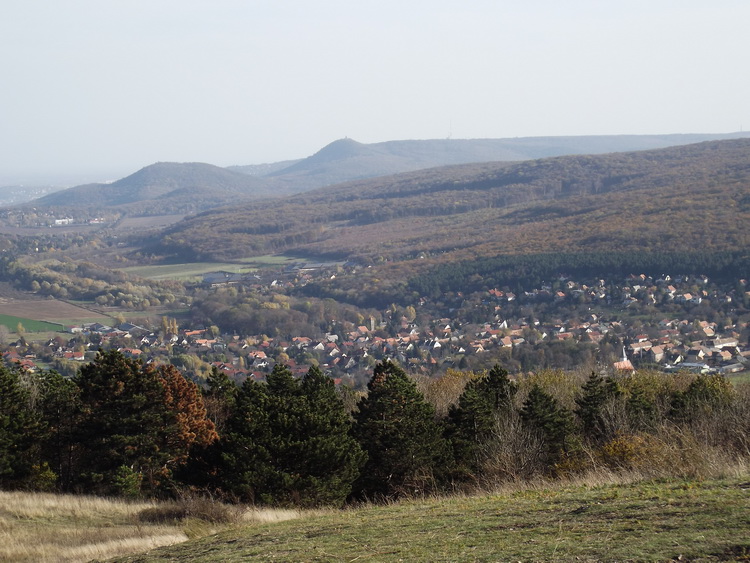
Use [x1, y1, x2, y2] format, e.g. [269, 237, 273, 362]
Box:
[113, 474, 750, 562]
[120, 263, 256, 282]
[0, 314, 64, 333]
[120, 255, 317, 281]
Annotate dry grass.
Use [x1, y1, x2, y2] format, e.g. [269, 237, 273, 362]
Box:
[0, 491, 187, 562]
[0, 490, 310, 563]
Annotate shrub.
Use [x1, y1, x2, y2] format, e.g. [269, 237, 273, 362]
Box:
[596, 426, 732, 479]
[113, 466, 143, 499]
[137, 496, 242, 524]
[477, 410, 546, 482]
[447, 365, 517, 478]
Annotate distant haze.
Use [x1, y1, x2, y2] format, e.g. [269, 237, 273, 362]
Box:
[2, 1, 749, 184]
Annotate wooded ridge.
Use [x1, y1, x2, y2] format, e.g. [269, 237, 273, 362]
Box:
[148, 138, 750, 267]
[19, 132, 750, 215]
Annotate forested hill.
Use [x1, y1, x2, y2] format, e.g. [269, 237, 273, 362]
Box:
[21, 133, 750, 215]
[149, 138, 750, 264]
[229, 133, 750, 192]
[30, 162, 285, 212]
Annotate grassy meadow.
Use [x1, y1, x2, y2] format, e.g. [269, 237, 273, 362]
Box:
[91, 469, 750, 562]
[120, 254, 318, 281]
[0, 491, 190, 562]
[0, 313, 64, 333]
[0, 298, 114, 332]
[120, 262, 255, 282]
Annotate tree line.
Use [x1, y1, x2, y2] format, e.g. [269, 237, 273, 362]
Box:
[407, 251, 750, 299]
[1, 352, 748, 506]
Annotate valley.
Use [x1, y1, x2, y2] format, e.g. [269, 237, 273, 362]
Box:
[1, 137, 750, 385]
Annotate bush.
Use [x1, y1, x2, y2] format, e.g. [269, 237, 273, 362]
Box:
[26, 463, 58, 492]
[137, 496, 242, 524]
[595, 426, 733, 479]
[112, 466, 143, 499]
[477, 411, 546, 482]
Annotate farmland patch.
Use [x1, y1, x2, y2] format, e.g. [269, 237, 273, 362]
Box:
[0, 297, 110, 326]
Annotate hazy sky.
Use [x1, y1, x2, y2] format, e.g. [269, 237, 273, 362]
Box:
[2, 1, 748, 184]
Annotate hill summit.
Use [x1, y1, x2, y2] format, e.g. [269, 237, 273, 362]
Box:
[31, 162, 278, 210]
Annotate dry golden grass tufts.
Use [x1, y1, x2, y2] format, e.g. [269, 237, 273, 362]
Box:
[0, 489, 314, 563]
[0, 490, 189, 562]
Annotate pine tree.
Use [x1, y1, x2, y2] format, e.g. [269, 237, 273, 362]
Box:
[222, 364, 365, 506]
[625, 386, 657, 432]
[221, 375, 275, 503]
[447, 364, 517, 476]
[33, 370, 80, 491]
[156, 364, 218, 469]
[72, 350, 216, 496]
[0, 365, 40, 488]
[575, 371, 620, 443]
[294, 365, 366, 506]
[520, 384, 574, 470]
[352, 360, 448, 499]
[174, 367, 238, 492]
[203, 366, 238, 435]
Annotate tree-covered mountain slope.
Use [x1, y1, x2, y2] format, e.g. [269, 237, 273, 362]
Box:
[231, 132, 750, 192]
[149, 138, 750, 264]
[30, 162, 284, 212]
[22, 132, 750, 216]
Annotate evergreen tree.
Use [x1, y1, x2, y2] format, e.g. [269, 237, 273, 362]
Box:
[33, 370, 80, 490]
[155, 364, 218, 471]
[221, 375, 275, 503]
[447, 364, 517, 476]
[520, 384, 574, 471]
[0, 365, 40, 488]
[295, 365, 366, 506]
[72, 350, 216, 496]
[222, 364, 365, 507]
[352, 360, 448, 499]
[172, 366, 235, 493]
[625, 386, 657, 432]
[203, 366, 238, 435]
[575, 371, 620, 444]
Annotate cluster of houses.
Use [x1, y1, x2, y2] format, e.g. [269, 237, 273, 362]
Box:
[2, 271, 749, 383]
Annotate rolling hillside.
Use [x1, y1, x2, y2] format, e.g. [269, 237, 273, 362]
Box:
[20, 132, 750, 216]
[149, 138, 750, 266]
[230, 132, 750, 192]
[30, 162, 284, 213]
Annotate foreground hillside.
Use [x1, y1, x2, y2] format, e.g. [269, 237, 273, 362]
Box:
[151, 138, 750, 263]
[114, 473, 750, 562]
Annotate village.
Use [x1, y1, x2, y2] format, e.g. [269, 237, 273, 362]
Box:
[3, 262, 750, 388]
